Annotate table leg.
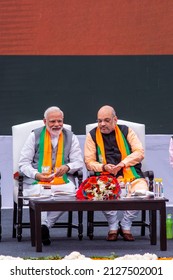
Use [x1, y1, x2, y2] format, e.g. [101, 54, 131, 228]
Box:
[78, 211, 83, 240]
[150, 210, 157, 245]
[35, 209, 42, 252]
[160, 205, 167, 251]
[87, 211, 94, 240]
[29, 206, 35, 246]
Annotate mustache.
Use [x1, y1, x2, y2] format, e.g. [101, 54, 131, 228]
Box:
[51, 126, 61, 130]
[46, 125, 62, 136]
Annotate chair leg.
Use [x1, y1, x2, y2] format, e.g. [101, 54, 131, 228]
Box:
[87, 211, 94, 240]
[78, 211, 83, 240]
[12, 202, 17, 238]
[141, 210, 146, 236]
[67, 211, 73, 237]
[17, 199, 23, 242]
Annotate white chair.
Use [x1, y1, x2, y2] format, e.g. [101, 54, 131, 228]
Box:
[86, 120, 154, 239]
[12, 120, 83, 241]
[86, 119, 146, 170]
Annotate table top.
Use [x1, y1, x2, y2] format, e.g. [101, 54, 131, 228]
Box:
[29, 195, 169, 212]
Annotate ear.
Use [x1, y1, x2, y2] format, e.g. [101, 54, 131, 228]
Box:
[43, 118, 46, 125]
[114, 116, 118, 123]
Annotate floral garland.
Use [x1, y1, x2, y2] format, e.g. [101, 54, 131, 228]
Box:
[76, 175, 121, 200]
[4, 252, 172, 260]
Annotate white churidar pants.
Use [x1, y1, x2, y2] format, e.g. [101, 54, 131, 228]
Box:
[103, 178, 148, 231]
[23, 180, 76, 228]
[42, 181, 76, 228]
[103, 210, 139, 231]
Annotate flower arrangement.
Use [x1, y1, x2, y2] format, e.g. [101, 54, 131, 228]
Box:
[62, 252, 159, 260]
[76, 175, 121, 200]
[4, 252, 172, 260]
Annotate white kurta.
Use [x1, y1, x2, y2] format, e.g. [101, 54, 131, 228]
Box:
[18, 130, 84, 228]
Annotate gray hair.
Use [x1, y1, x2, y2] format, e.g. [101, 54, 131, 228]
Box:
[112, 108, 116, 117]
[44, 106, 64, 119]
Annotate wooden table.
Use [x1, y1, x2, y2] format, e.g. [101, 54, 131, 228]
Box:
[29, 196, 168, 252]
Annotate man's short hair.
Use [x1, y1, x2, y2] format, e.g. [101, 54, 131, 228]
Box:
[44, 106, 64, 119]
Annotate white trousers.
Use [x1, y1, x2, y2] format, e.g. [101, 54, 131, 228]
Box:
[103, 178, 148, 231]
[103, 210, 139, 231]
[23, 180, 76, 228]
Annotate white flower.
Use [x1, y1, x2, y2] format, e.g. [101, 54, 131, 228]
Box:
[62, 251, 90, 260]
[0, 255, 23, 260]
[115, 253, 158, 260]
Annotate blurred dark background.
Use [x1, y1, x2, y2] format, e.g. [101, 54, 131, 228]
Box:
[0, 55, 172, 135]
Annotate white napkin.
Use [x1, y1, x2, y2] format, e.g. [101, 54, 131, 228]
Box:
[131, 190, 147, 196]
[131, 190, 154, 197]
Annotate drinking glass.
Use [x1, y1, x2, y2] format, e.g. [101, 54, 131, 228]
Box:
[41, 166, 51, 176]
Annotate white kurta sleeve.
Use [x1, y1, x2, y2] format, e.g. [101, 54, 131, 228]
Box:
[66, 134, 84, 173]
[19, 132, 38, 179]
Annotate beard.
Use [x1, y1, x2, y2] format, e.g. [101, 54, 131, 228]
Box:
[46, 125, 62, 137]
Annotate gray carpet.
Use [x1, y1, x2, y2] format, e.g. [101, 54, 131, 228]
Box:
[0, 208, 173, 259]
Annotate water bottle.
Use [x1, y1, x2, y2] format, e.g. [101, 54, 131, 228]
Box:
[166, 214, 173, 239]
[119, 178, 126, 197]
[159, 178, 164, 197]
[154, 178, 164, 198]
[125, 178, 132, 197]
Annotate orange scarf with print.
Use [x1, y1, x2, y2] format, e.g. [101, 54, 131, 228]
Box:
[35, 127, 69, 185]
[96, 126, 140, 181]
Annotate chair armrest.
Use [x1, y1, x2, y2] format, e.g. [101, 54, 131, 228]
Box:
[143, 170, 154, 191]
[87, 170, 95, 177]
[14, 171, 24, 196]
[73, 170, 83, 185]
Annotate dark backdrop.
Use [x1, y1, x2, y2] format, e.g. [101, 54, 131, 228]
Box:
[0, 55, 172, 135]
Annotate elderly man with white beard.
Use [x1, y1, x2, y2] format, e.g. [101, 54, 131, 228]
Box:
[19, 106, 83, 245]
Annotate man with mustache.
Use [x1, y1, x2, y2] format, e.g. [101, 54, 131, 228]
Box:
[84, 105, 148, 242]
[19, 106, 83, 245]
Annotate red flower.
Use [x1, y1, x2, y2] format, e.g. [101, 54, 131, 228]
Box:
[76, 175, 121, 200]
[88, 177, 97, 184]
[99, 176, 109, 183]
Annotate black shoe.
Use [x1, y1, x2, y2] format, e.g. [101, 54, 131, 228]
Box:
[41, 225, 51, 246]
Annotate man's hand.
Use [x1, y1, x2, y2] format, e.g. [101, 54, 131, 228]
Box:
[54, 165, 69, 177]
[35, 165, 69, 181]
[103, 162, 125, 176]
[35, 172, 55, 182]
